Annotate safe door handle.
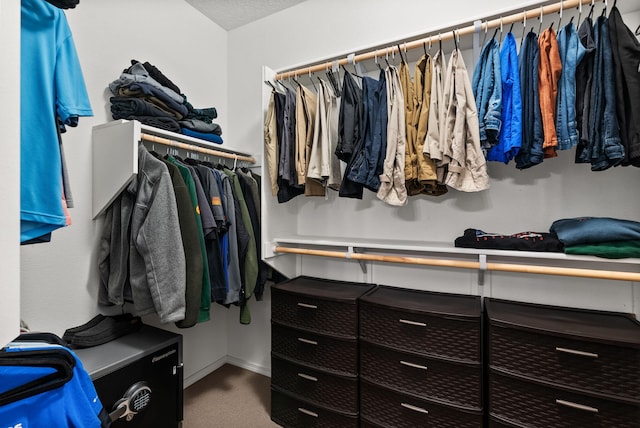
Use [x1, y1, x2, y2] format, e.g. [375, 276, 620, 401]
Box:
[555, 399, 599, 413]
[401, 403, 429, 414]
[399, 319, 427, 327]
[297, 302, 318, 309]
[298, 407, 318, 418]
[400, 361, 428, 371]
[297, 337, 318, 345]
[555, 347, 599, 359]
[297, 373, 318, 382]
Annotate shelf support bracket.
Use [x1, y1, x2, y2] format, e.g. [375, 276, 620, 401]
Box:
[478, 254, 487, 286]
[347, 246, 367, 274]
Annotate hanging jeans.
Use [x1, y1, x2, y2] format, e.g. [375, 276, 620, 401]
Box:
[471, 38, 502, 153]
[574, 17, 596, 163]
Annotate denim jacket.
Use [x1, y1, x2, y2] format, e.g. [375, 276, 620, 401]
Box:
[515, 31, 544, 169]
[585, 16, 625, 171]
[487, 32, 522, 163]
[555, 22, 586, 151]
[471, 38, 502, 153]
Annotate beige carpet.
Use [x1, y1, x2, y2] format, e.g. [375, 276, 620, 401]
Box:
[183, 364, 280, 427]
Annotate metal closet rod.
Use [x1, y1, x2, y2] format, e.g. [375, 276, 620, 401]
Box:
[275, 0, 596, 80]
[140, 133, 256, 164]
[274, 246, 640, 282]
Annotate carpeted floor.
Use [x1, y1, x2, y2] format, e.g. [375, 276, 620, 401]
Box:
[183, 364, 280, 427]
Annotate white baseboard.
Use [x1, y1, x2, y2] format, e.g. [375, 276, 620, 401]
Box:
[183, 356, 271, 388]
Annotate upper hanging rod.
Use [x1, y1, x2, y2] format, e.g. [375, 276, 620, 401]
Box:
[140, 133, 256, 164]
[275, 0, 595, 80]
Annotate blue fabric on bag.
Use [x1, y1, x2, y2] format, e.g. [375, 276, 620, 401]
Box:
[471, 38, 502, 153]
[487, 33, 522, 163]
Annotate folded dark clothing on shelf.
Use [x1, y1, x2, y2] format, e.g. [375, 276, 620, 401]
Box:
[180, 127, 223, 144]
[118, 115, 181, 132]
[63, 313, 142, 349]
[550, 217, 640, 246]
[179, 118, 222, 135]
[130, 59, 182, 95]
[564, 240, 640, 259]
[454, 229, 564, 252]
[110, 96, 176, 119]
[184, 99, 217, 121]
[118, 82, 188, 118]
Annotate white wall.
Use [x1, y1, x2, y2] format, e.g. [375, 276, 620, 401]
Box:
[226, 0, 640, 372]
[0, 0, 21, 347]
[19, 0, 231, 385]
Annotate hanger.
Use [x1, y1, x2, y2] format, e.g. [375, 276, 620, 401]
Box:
[264, 80, 278, 92]
[452, 30, 459, 51]
[558, 0, 563, 29]
[601, 0, 608, 17]
[587, 0, 595, 21]
[481, 20, 489, 46]
[438, 33, 442, 53]
[499, 16, 504, 45]
[423, 42, 428, 57]
[520, 11, 527, 47]
[375, 50, 383, 70]
[397, 44, 406, 64]
[576, 0, 582, 28]
[636, 24, 640, 36]
[538, 5, 544, 34]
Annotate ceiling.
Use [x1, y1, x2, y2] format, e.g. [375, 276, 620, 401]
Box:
[185, 0, 308, 31]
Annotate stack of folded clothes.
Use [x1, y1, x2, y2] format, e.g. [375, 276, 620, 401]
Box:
[62, 313, 142, 349]
[550, 217, 640, 259]
[108, 59, 223, 143]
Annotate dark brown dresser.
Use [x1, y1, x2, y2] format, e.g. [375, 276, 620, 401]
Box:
[358, 286, 484, 428]
[485, 298, 640, 428]
[270, 276, 376, 428]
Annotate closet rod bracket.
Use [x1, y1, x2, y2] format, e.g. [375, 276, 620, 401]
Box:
[478, 254, 487, 286]
[347, 246, 367, 274]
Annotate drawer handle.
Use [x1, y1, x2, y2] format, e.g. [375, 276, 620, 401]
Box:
[555, 347, 599, 359]
[297, 373, 318, 382]
[297, 337, 318, 345]
[298, 407, 319, 418]
[400, 361, 428, 371]
[555, 399, 599, 414]
[399, 319, 427, 327]
[297, 302, 318, 309]
[401, 403, 429, 414]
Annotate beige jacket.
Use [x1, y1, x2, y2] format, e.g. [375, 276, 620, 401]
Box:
[377, 66, 408, 206]
[307, 79, 341, 190]
[263, 91, 279, 196]
[423, 50, 449, 186]
[295, 85, 324, 196]
[443, 49, 489, 192]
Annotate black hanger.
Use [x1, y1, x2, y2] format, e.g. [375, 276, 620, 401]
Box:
[490, 27, 499, 42]
[264, 81, 278, 92]
[396, 44, 406, 64]
[636, 25, 640, 36]
[508, 22, 515, 34]
[423, 42, 428, 56]
[452, 31, 459, 51]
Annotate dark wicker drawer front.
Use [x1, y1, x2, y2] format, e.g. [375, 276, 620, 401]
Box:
[360, 381, 484, 428]
[271, 387, 359, 428]
[489, 371, 640, 428]
[271, 355, 358, 414]
[490, 324, 640, 402]
[272, 323, 358, 376]
[360, 340, 482, 410]
[272, 288, 359, 339]
[360, 303, 481, 363]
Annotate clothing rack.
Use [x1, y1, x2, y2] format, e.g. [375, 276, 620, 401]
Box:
[275, 0, 595, 80]
[274, 245, 640, 283]
[140, 133, 256, 164]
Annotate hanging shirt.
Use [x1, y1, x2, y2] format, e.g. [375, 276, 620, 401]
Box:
[487, 32, 522, 164]
[424, 49, 449, 187]
[538, 27, 562, 158]
[471, 38, 502, 154]
[20, 0, 93, 242]
[264, 91, 279, 196]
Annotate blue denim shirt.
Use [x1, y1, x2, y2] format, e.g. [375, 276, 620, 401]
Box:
[347, 70, 388, 192]
[555, 22, 586, 151]
[586, 16, 625, 171]
[471, 38, 502, 152]
[515, 31, 544, 169]
[488, 33, 522, 163]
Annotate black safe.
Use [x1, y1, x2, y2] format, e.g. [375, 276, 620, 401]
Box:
[75, 325, 183, 427]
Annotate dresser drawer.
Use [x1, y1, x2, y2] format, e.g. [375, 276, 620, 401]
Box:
[272, 323, 358, 376]
[271, 354, 358, 414]
[271, 387, 359, 428]
[490, 324, 640, 402]
[360, 303, 481, 363]
[271, 276, 375, 339]
[360, 340, 482, 410]
[489, 371, 640, 428]
[360, 380, 483, 428]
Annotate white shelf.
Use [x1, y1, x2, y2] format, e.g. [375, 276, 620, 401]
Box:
[92, 120, 253, 218]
